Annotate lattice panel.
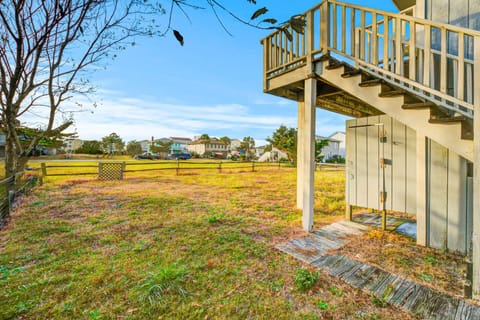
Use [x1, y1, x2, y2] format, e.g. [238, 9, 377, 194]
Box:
[98, 162, 124, 181]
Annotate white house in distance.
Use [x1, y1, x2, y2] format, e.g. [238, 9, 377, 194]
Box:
[63, 138, 83, 153]
[318, 132, 346, 161]
[138, 140, 151, 152]
[187, 137, 228, 158]
[230, 139, 241, 151]
[257, 147, 288, 162]
[169, 137, 192, 155]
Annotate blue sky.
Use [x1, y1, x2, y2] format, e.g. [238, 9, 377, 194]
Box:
[23, 0, 398, 146]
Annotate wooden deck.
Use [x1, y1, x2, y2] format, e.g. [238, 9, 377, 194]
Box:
[276, 219, 480, 319]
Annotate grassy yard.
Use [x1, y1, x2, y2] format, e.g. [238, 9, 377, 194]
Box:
[0, 168, 414, 319]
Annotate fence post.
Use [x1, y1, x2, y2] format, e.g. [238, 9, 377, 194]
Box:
[251, 161, 255, 172]
[41, 163, 47, 177]
[121, 161, 126, 179]
[278, 160, 281, 169]
[218, 161, 222, 173]
[98, 162, 103, 179]
[176, 160, 180, 176]
[7, 188, 14, 215]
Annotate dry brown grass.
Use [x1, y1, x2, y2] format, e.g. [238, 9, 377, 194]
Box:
[337, 228, 467, 298]
[0, 168, 418, 319]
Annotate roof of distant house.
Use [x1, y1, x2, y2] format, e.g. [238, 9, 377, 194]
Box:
[188, 137, 227, 145]
[170, 137, 192, 142]
[316, 136, 341, 143]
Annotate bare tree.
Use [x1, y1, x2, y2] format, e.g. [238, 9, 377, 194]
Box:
[0, 0, 165, 179]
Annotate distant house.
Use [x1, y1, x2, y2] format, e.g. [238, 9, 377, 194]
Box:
[254, 146, 266, 158]
[257, 147, 288, 162]
[328, 132, 345, 157]
[317, 132, 346, 161]
[187, 138, 228, 158]
[138, 140, 151, 152]
[63, 138, 83, 153]
[230, 139, 242, 151]
[169, 137, 192, 155]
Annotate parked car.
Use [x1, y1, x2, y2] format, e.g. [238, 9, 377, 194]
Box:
[133, 152, 159, 160]
[167, 153, 191, 160]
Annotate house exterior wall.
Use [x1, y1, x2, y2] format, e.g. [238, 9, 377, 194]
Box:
[422, 0, 480, 30]
[346, 115, 472, 254]
[187, 143, 206, 155]
[320, 140, 340, 160]
[170, 137, 191, 154]
[330, 132, 346, 157]
[139, 140, 151, 152]
[64, 139, 83, 152]
[187, 140, 227, 157]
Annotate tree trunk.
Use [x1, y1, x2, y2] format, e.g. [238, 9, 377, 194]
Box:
[4, 132, 16, 180]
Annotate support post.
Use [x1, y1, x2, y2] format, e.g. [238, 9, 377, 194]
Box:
[472, 36, 480, 300]
[297, 101, 305, 209]
[302, 77, 317, 232]
[416, 133, 428, 246]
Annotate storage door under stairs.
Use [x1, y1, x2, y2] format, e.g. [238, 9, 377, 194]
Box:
[346, 115, 473, 254]
[346, 115, 416, 214]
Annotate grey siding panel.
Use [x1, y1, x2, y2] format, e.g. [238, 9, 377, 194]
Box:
[367, 116, 381, 210]
[345, 115, 469, 254]
[346, 119, 357, 207]
[467, 176, 473, 256]
[447, 155, 467, 253]
[379, 115, 393, 211]
[405, 126, 417, 214]
[355, 118, 369, 208]
[428, 140, 449, 250]
[391, 119, 407, 213]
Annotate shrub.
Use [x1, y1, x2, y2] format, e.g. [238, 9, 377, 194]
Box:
[294, 268, 318, 291]
[139, 263, 189, 304]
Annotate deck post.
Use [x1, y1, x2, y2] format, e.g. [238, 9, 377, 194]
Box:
[416, 133, 427, 246]
[302, 77, 317, 232]
[472, 36, 480, 300]
[297, 101, 305, 209]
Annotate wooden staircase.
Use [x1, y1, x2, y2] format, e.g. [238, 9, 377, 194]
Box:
[318, 54, 474, 161]
[261, 0, 479, 162]
[324, 54, 475, 141]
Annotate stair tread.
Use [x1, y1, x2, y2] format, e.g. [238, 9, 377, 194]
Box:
[429, 116, 468, 123]
[341, 70, 362, 78]
[379, 90, 405, 97]
[359, 79, 383, 87]
[402, 102, 437, 109]
[326, 62, 345, 70]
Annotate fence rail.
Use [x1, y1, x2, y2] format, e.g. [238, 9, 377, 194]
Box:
[37, 160, 344, 180]
[38, 160, 288, 179]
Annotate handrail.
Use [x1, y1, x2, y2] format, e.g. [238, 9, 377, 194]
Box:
[262, 0, 480, 118]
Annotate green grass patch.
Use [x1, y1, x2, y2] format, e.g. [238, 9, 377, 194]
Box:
[0, 169, 413, 319]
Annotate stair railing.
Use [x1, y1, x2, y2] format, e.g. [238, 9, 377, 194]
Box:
[261, 0, 480, 119]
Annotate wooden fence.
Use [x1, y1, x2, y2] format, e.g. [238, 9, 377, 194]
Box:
[0, 170, 39, 226]
[38, 160, 289, 180]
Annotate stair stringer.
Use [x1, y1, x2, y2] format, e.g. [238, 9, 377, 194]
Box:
[317, 62, 474, 162]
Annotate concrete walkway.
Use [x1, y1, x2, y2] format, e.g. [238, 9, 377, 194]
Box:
[276, 219, 480, 319]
